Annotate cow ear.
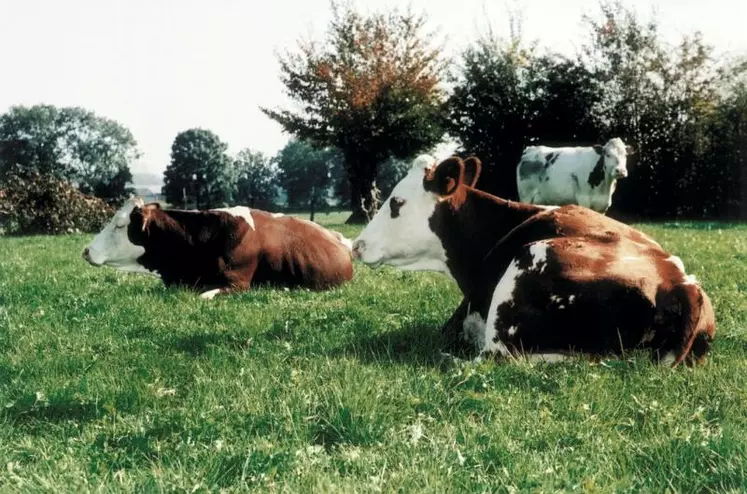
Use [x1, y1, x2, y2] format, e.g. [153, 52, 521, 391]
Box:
[625, 145, 635, 156]
[423, 156, 465, 197]
[462, 156, 482, 188]
[593, 144, 604, 155]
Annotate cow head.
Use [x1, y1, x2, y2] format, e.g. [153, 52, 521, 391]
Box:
[82, 197, 155, 275]
[352, 154, 481, 273]
[594, 138, 634, 179]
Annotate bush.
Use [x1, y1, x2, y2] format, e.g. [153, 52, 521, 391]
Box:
[0, 172, 114, 235]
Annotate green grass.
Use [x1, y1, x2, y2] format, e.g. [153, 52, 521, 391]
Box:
[0, 214, 746, 493]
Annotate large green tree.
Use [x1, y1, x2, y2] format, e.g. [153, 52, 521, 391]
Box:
[276, 139, 340, 219]
[162, 129, 234, 209]
[581, 1, 723, 218]
[0, 104, 139, 205]
[262, 2, 446, 223]
[234, 149, 279, 209]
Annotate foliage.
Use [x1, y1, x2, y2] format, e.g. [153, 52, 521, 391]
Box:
[0, 171, 113, 235]
[162, 129, 235, 209]
[275, 139, 340, 211]
[234, 149, 280, 209]
[581, 1, 724, 218]
[262, 1, 447, 223]
[0, 104, 139, 205]
[0, 218, 745, 490]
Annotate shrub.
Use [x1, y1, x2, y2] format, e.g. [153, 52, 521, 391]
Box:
[0, 171, 114, 235]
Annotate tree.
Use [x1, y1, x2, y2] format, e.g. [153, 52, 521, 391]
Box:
[162, 129, 234, 209]
[276, 139, 340, 220]
[0, 104, 140, 205]
[234, 149, 279, 209]
[261, 1, 447, 223]
[581, 1, 722, 218]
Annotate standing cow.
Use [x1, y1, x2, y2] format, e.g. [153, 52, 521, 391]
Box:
[516, 138, 634, 213]
[83, 198, 354, 298]
[352, 154, 714, 366]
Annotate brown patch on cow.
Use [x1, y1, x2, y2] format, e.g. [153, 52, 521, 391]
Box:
[588, 154, 605, 188]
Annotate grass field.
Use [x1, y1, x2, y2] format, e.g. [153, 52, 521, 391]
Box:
[1, 212, 746, 492]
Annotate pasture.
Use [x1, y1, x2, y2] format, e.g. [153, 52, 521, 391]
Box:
[0, 212, 746, 492]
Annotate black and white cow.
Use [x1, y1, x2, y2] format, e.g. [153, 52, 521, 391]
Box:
[516, 138, 634, 213]
[352, 154, 715, 366]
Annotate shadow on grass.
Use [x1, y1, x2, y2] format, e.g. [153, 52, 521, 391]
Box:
[3, 389, 140, 430]
[326, 322, 468, 369]
[168, 331, 255, 357]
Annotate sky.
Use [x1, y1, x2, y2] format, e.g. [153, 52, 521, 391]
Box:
[1, 0, 745, 179]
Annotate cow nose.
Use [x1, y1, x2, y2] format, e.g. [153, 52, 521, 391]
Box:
[351, 239, 365, 259]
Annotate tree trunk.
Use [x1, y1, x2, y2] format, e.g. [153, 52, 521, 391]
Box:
[309, 188, 316, 222]
[345, 171, 380, 224]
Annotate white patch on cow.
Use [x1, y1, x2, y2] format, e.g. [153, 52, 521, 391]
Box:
[213, 206, 255, 231]
[666, 255, 686, 273]
[621, 256, 640, 262]
[352, 154, 450, 274]
[83, 198, 157, 276]
[507, 325, 518, 336]
[481, 259, 522, 356]
[199, 288, 222, 300]
[525, 353, 571, 363]
[660, 351, 676, 366]
[525, 353, 572, 364]
[568, 295, 576, 304]
[683, 274, 698, 285]
[528, 242, 549, 273]
[462, 312, 486, 349]
[481, 241, 551, 357]
[271, 212, 285, 218]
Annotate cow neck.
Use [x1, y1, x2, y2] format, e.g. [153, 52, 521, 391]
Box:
[429, 186, 541, 295]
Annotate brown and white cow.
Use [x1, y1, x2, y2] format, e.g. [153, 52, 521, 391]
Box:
[83, 198, 354, 298]
[352, 155, 715, 366]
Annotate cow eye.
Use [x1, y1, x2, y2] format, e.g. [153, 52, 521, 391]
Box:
[390, 196, 406, 218]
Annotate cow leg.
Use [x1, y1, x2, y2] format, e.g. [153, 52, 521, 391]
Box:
[440, 297, 470, 347]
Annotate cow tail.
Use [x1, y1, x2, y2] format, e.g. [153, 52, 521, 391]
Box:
[656, 280, 716, 367]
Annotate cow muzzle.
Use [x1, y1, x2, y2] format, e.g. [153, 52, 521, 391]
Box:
[614, 168, 628, 179]
[82, 247, 101, 266]
[351, 239, 365, 260]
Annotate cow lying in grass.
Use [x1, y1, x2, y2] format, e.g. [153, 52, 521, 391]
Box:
[83, 198, 354, 298]
[352, 155, 715, 366]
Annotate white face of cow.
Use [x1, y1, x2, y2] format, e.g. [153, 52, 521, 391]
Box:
[352, 155, 451, 274]
[82, 197, 153, 275]
[602, 138, 633, 179]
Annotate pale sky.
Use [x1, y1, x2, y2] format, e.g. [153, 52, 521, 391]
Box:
[1, 0, 745, 178]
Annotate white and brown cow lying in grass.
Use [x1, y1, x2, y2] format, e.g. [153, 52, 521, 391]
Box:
[83, 198, 354, 298]
[352, 155, 715, 366]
